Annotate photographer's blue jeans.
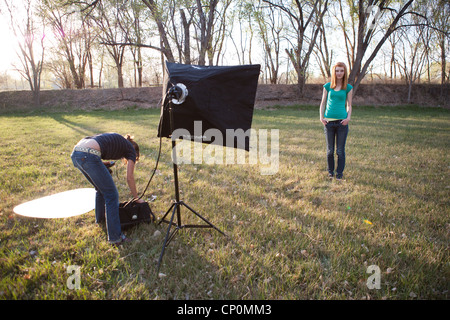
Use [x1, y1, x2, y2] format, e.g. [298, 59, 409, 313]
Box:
[324, 121, 349, 177]
[71, 151, 122, 243]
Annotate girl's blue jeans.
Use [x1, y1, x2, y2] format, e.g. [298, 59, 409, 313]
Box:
[71, 151, 122, 243]
[324, 121, 349, 177]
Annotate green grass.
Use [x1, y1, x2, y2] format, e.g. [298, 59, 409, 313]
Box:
[0, 105, 449, 300]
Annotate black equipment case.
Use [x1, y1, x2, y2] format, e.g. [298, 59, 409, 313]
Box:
[119, 201, 155, 230]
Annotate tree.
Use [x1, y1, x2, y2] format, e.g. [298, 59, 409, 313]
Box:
[98, 0, 232, 66]
[3, 0, 45, 105]
[208, 0, 233, 65]
[332, 0, 358, 73]
[396, 25, 428, 102]
[252, 0, 284, 83]
[194, 0, 218, 65]
[141, 0, 176, 62]
[427, 0, 449, 86]
[93, 0, 131, 88]
[120, 0, 148, 86]
[166, 0, 194, 64]
[228, 1, 254, 65]
[345, 0, 420, 95]
[40, 0, 96, 89]
[263, 0, 329, 97]
[386, 31, 400, 80]
[313, 12, 333, 80]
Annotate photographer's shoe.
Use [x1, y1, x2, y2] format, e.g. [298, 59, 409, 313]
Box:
[111, 234, 132, 246]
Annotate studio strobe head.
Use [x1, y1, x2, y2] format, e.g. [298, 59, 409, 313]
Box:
[170, 83, 188, 105]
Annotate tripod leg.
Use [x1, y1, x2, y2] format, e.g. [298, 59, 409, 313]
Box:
[157, 203, 178, 272]
[165, 223, 180, 247]
[158, 202, 176, 226]
[180, 201, 226, 236]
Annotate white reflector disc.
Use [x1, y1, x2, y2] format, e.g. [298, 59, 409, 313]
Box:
[13, 188, 96, 219]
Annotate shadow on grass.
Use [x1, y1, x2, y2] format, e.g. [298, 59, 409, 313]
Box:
[1, 106, 448, 299]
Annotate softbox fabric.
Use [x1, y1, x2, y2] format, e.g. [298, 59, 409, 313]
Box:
[158, 62, 260, 151]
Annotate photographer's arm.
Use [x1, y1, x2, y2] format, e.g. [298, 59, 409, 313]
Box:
[126, 160, 145, 203]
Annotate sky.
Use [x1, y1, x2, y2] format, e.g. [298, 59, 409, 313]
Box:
[0, 16, 21, 74]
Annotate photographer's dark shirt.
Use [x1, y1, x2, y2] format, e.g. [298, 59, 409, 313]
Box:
[88, 133, 136, 162]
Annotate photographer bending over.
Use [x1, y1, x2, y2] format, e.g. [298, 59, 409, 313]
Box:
[71, 133, 144, 245]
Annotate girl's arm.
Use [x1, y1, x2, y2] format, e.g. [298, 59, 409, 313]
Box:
[319, 88, 328, 125]
[126, 160, 145, 203]
[341, 89, 353, 125]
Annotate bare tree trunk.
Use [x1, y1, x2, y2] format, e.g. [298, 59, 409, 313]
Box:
[88, 50, 94, 87]
[348, 0, 415, 95]
[265, 0, 328, 97]
[98, 51, 104, 88]
[253, 1, 282, 84]
[336, 0, 356, 72]
[440, 34, 447, 85]
[5, 0, 45, 106]
[142, 0, 176, 62]
[117, 64, 124, 88]
[180, 9, 192, 64]
[314, 23, 332, 81]
[196, 0, 218, 66]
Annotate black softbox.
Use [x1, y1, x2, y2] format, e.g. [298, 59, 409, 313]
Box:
[158, 62, 260, 151]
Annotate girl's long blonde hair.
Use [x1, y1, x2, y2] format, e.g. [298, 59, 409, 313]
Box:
[330, 62, 348, 90]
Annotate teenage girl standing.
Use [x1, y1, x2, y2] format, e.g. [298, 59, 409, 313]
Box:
[319, 62, 353, 180]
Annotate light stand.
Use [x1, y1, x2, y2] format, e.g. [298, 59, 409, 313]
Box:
[157, 86, 227, 272]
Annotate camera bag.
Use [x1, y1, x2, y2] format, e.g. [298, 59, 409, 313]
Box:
[119, 201, 155, 230]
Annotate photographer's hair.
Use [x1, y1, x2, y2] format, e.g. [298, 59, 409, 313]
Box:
[330, 62, 348, 90]
[125, 134, 140, 162]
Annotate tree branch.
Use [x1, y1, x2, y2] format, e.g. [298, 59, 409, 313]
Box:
[100, 41, 163, 52]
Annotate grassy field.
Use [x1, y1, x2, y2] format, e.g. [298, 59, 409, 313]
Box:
[0, 105, 448, 300]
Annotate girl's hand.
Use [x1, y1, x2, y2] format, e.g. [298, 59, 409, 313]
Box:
[320, 119, 328, 126]
[341, 118, 350, 126]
